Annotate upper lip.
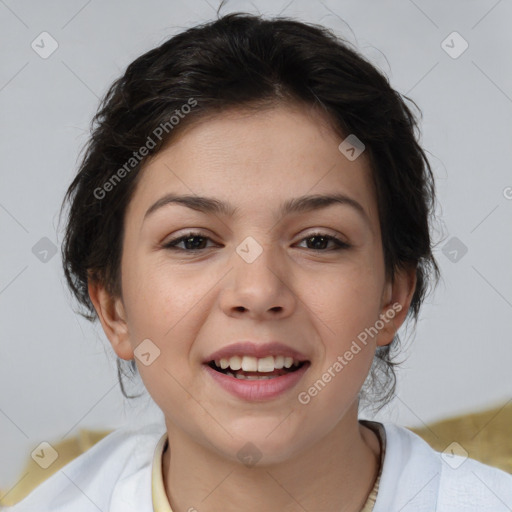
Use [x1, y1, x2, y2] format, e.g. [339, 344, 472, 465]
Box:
[204, 341, 309, 363]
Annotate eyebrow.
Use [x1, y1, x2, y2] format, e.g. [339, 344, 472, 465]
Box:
[143, 193, 372, 229]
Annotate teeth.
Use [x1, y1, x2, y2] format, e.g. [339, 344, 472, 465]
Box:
[274, 355, 284, 369]
[258, 356, 275, 372]
[283, 357, 294, 369]
[235, 373, 275, 380]
[241, 356, 258, 372]
[228, 355, 242, 370]
[214, 355, 303, 372]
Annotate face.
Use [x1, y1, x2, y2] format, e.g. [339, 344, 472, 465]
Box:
[90, 103, 415, 464]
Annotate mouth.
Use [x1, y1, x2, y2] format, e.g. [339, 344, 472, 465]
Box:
[206, 355, 308, 380]
[202, 354, 311, 401]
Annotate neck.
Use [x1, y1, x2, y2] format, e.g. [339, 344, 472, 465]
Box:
[162, 405, 381, 512]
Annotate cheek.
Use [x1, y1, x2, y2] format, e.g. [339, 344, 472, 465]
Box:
[316, 262, 384, 336]
[297, 313, 377, 422]
[118, 262, 202, 396]
[309, 263, 383, 397]
[122, 255, 209, 336]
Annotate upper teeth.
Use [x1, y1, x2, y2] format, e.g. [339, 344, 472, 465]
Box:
[215, 355, 301, 372]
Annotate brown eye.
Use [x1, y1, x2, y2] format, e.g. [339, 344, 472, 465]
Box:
[162, 231, 351, 253]
[162, 232, 215, 251]
[297, 232, 351, 251]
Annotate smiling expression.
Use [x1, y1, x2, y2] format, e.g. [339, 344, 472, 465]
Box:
[89, 102, 415, 464]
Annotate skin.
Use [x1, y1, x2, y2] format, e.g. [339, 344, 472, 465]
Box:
[89, 103, 416, 512]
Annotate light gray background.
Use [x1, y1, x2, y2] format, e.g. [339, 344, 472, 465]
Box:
[1, 0, 511, 493]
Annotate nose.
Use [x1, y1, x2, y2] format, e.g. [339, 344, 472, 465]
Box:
[219, 239, 297, 320]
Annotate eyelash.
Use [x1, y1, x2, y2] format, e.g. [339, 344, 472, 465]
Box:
[162, 231, 351, 252]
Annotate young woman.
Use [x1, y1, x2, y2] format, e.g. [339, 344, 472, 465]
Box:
[7, 12, 512, 512]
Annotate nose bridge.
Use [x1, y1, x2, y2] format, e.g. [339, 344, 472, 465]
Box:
[221, 233, 296, 316]
[234, 234, 282, 287]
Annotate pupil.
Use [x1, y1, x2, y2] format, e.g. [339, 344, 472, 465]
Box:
[185, 236, 205, 250]
[308, 236, 327, 250]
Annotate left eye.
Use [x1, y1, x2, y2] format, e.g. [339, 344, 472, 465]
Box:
[296, 232, 351, 251]
[162, 231, 351, 252]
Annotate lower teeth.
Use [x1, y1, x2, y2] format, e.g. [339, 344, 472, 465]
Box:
[226, 371, 276, 380]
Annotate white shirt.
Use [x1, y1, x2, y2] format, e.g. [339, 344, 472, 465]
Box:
[5, 420, 512, 511]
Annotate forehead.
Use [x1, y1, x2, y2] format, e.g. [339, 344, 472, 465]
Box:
[126, 104, 379, 231]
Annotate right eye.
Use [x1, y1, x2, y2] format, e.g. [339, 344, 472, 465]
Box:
[161, 231, 216, 252]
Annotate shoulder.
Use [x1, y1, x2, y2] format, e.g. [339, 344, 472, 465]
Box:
[4, 422, 166, 512]
[437, 451, 512, 511]
[373, 422, 512, 512]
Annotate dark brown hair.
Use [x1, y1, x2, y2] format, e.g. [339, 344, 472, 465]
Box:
[59, 12, 441, 412]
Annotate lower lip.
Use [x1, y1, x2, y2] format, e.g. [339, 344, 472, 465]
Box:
[203, 363, 310, 401]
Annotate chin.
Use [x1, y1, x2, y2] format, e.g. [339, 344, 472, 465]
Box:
[210, 423, 309, 467]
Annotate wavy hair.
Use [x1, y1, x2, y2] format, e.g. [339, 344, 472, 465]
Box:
[60, 12, 441, 412]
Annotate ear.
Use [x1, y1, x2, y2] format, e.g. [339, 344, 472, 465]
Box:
[376, 264, 417, 347]
[88, 277, 134, 360]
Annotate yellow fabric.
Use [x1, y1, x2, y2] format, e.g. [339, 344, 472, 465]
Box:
[152, 433, 173, 512]
[0, 429, 112, 507]
[360, 421, 386, 511]
[3, 401, 511, 507]
[408, 401, 512, 474]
